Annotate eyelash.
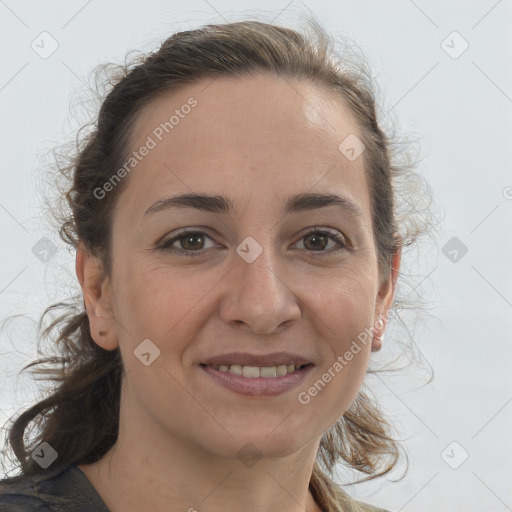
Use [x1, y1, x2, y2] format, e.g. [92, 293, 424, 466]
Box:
[158, 227, 348, 259]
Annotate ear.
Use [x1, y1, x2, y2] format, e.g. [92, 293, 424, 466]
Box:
[371, 246, 401, 352]
[75, 242, 119, 351]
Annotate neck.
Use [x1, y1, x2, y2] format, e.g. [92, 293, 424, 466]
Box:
[78, 386, 324, 512]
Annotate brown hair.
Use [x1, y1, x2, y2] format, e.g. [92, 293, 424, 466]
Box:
[1, 16, 433, 511]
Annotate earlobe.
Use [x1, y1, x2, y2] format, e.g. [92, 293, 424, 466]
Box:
[75, 243, 119, 351]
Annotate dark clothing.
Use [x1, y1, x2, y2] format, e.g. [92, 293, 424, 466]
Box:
[0, 463, 392, 511]
[0, 464, 109, 511]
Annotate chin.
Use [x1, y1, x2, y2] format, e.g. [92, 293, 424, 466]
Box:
[202, 424, 315, 461]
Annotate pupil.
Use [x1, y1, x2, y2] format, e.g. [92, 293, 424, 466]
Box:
[306, 233, 326, 251]
[183, 234, 203, 250]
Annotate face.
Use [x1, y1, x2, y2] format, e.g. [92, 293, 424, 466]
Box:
[78, 74, 398, 461]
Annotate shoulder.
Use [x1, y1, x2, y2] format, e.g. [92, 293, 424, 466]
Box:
[337, 486, 394, 512]
[351, 498, 393, 512]
[0, 463, 109, 512]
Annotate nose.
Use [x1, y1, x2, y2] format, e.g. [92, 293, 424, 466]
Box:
[219, 241, 301, 335]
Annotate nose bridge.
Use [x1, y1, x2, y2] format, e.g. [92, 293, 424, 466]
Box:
[221, 230, 300, 334]
[237, 231, 284, 301]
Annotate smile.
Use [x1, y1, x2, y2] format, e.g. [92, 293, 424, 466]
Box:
[199, 363, 314, 396]
[201, 363, 310, 378]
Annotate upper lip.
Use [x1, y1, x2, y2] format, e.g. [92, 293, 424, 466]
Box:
[201, 351, 313, 367]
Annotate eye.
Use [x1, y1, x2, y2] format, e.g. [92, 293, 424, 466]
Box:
[158, 230, 218, 257]
[158, 227, 348, 258]
[296, 228, 348, 256]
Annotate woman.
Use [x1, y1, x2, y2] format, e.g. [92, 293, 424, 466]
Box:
[0, 17, 430, 512]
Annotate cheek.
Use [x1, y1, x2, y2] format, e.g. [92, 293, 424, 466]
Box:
[114, 259, 208, 337]
[318, 268, 377, 340]
[306, 272, 376, 412]
[112, 261, 224, 394]
[109, 253, 379, 455]
[116, 256, 378, 377]
[111, 265, 216, 423]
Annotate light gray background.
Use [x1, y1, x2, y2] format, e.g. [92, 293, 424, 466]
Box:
[1, 1, 511, 511]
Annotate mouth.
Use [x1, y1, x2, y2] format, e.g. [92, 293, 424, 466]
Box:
[199, 362, 312, 378]
[198, 362, 314, 397]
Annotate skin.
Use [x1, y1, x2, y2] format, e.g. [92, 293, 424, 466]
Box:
[75, 73, 400, 512]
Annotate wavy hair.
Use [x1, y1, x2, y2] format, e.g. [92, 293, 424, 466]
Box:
[1, 16, 435, 512]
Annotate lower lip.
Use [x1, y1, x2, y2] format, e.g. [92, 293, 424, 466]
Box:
[199, 364, 314, 397]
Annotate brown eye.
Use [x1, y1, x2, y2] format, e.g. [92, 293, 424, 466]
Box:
[176, 233, 205, 251]
[159, 230, 216, 257]
[158, 228, 347, 258]
[297, 229, 347, 255]
[303, 232, 331, 251]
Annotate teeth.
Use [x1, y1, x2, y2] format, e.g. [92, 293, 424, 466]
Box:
[242, 366, 260, 378]
[276, 365, 288, 376]
[260, 366, 276, 378]
[208, 363, 305, 378]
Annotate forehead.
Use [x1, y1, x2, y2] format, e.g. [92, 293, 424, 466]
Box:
[113, 74, 371, 229]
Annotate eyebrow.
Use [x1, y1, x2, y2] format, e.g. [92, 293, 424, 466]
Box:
[143, 192, 365, 219]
